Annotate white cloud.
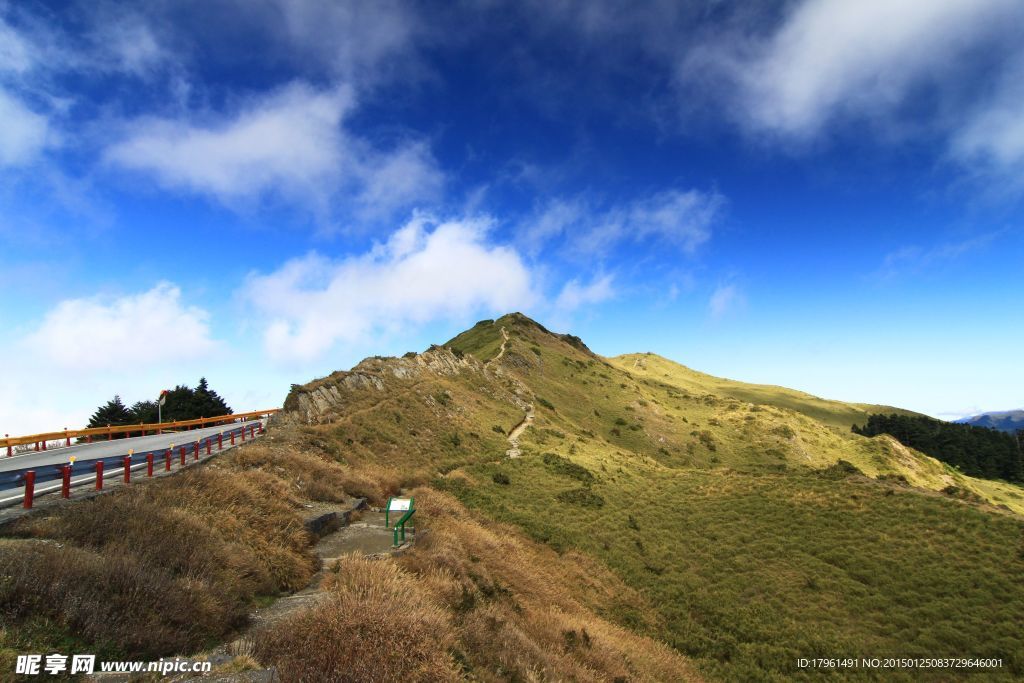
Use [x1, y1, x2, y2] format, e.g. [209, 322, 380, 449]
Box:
[104, 84, 353, 207]
[952, 59, 1024, 186]
[627, 189, 722, 252]
[524, 189, 724, 257]
[522, 199, 584, 253]
[243, 214, 537, 362]
[24, 282, 218, 370]
[554, 274, 614, 312]
[709, 283, 743, 319]
[94, 16, 168, 77]
[686, 0, 1022, 138]
[0, 88, 49, 166]
[358, 141, 444, 215]
[0, 15, 36, 74]
[103, 81, 441, 215]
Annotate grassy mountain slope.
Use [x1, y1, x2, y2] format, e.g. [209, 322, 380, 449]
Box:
[11, 313, 1018, 680]
[280, 313, 1024, 681]
[609, 351, 920, 430]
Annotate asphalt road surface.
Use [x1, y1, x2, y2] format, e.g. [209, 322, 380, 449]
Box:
[0, 420, 264, 500]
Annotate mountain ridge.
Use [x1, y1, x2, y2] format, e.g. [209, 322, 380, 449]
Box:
[272, 312, 1024, 679]
[957, 409, 1024, 433]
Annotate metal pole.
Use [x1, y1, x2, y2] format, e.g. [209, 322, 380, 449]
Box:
[23, 471, 35, 509]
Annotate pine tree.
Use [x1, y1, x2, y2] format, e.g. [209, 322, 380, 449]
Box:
[129, 400, 159, 424]
[193, 377, 231, 418]
[86, 396, 134, 438]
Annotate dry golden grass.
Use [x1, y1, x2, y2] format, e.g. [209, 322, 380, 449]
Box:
[0, 539, 228, 657]
[255, 488, 701, 682]
[403, 489, 702, 683]
[0, 427, 350, 659]
[254, 555, 460, 683]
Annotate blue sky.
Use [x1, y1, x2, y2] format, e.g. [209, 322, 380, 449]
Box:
[1, 0, 1022, 433]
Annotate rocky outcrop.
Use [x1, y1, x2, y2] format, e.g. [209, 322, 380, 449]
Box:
[281, 347, 485, 425]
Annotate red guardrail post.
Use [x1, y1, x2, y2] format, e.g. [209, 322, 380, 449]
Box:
[259, 421, 265, 435]
[61, 465, 71, 498]
[240, 426, 246, 442]
[249, 425, 255, 440]
[147, 454, 154, 477]
[206, 438, 211, 455]
[218, 433, 223, 450]
[34, 441, 39, 452]
[42, 439, 47, 451]
[179, 446, 186, 466]
[64, 429, 70, 447]
[123, 454, 132, 483]
[107, 425, 112, 441]
[5, 434, 10, 457]
[95, 461, 104, 490]
[193, 442, 199, 461]
[165, 449, 171, 471]
[23, 471, 35, 509]
[230, 431, 235, 446]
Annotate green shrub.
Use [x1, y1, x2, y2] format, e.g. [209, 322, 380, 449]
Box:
[492, 473, 511, 486]
[536, 397, 555, 410]
[542, 453, 595, 483]
[556, 488, 605, 508]
[820, 459, 863, 478]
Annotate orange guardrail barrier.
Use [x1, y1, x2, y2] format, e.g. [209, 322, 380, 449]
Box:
[2, 409, 280, 453]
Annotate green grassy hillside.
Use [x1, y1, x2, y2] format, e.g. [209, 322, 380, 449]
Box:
[611, 352, 921, 430]
[280, 313, 1024, 681]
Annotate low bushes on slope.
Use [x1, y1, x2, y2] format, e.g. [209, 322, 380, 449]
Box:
[0, 429, 367, 662]
[451, 454, 1024, 681]
[255, 489, 700, 683]
[254, 555, 460, 683]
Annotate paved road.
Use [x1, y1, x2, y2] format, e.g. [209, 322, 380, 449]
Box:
[0, 420, 263, 500]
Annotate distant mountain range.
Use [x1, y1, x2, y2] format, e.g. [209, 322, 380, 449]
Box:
[956, 410, 1024, 433]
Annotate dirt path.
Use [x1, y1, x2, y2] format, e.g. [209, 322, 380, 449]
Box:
[488, 327, 535, 458]
[489, 326, 510, 365]
[505, 406, 534, 459]
[167, 505, 406, 681]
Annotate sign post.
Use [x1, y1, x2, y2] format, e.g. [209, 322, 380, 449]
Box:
[157, 389, 169, 427]
[385, 497, 415, 546]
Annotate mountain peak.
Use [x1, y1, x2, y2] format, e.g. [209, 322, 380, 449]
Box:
[446, 313, 593, 360]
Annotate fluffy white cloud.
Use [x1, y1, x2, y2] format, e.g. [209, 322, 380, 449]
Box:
[243, 214, 537, 362]
[25, 282, 218, 370]
[0, 88, 49, 166]
[685, 0, 1022, 138]
[104, 84, 353, 206]
[104, 82, 441, 214]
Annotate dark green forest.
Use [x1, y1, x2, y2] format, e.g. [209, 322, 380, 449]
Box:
[85, 378, 232, 437]
[853, 413, 1024, 483]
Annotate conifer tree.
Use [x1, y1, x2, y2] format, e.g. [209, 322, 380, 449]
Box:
[86, 396, 134, 438]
